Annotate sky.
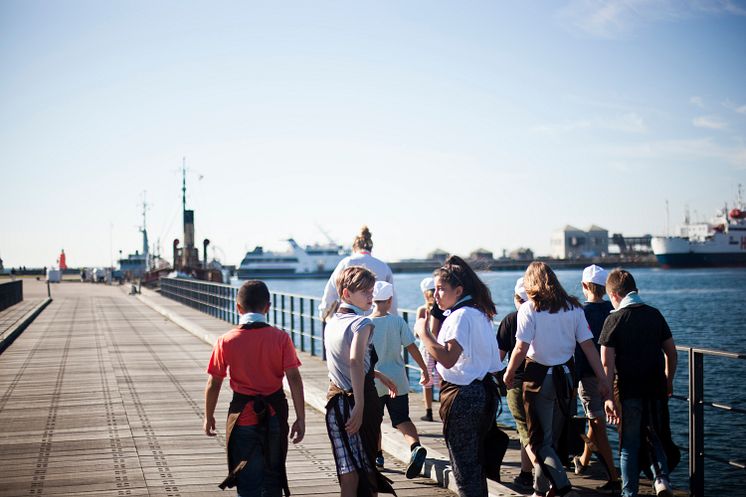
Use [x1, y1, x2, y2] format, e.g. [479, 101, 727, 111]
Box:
[1, 0, 745, 268]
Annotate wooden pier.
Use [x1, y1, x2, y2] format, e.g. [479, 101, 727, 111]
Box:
[0, 279, 679, 496]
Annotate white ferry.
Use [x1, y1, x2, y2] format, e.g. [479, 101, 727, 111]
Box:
[651, 187, 746, 268]
[237, 239, 351, 279]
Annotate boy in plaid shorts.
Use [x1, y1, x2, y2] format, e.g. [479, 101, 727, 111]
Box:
[324, 266, 397, 496]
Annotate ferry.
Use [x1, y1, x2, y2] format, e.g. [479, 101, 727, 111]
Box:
[652, 187, 746, 268]
[237, 239, 351, 279]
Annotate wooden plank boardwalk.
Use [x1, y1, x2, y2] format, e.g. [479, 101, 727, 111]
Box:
[0, 281, 453, 497]
[0, 279, 683, 496]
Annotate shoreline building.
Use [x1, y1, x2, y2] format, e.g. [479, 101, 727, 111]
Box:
[551, 225, 609, 259]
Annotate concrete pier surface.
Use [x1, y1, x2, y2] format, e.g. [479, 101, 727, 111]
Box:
[0, 279, 680, 496]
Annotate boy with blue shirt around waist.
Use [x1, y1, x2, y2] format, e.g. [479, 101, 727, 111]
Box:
[370, 281, 430, 479]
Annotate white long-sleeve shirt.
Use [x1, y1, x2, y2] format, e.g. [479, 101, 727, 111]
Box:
[319, 251, 397, 317]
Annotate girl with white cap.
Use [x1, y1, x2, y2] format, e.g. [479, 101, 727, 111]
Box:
[414, 276, 442, 422]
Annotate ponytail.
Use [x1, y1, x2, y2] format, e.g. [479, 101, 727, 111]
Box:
[353, 225, 374, 252]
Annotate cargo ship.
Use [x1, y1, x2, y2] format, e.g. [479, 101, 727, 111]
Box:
[651, 187, 746, 268]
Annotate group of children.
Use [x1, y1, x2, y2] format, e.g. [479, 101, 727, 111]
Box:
[203, 257, 677, 497]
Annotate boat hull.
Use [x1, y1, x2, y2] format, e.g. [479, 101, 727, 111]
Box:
[236, 269, 334, 279]
[655, 252, 746, 268]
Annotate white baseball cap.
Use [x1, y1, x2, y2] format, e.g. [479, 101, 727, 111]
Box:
[373, 281, 394, 301]
[419, 277, 435, 293]
[514, 277, 528, 302]
[582, 264, 608, 286]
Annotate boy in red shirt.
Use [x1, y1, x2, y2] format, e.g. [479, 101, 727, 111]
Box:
[204, 280, 305, 496]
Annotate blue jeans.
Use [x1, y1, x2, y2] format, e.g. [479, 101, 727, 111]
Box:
[229, 416, 283, 497]
[620, 398, 669, 497]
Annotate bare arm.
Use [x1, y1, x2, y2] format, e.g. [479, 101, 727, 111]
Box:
[346, 324, 371, 434]
[578, 339, 610, 399]
[406, 343, 430, 385]
[419, 325, 463, 369]
[285, 367, 305, 443]
[204, 375, 223, 436]
[601, 345, 619, 425]
[503, 340, 529, 389]
[662, 337, 677, 396]
[374, 370, 398, 397]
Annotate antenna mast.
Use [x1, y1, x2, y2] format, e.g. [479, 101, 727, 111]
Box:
[181, 157, 187, 217]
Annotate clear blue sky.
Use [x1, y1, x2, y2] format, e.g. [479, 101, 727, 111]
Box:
[1, 0, 745, 268]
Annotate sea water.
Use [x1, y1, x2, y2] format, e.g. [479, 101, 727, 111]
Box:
[241, 267, 746, 493]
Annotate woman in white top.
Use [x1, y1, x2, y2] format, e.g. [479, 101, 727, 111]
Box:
[320, 226, 397, 320]
[418, 256, 505, 497]
[503, 262, 609, 497]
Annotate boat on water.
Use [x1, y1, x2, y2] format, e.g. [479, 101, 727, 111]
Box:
[652, 187, 746, 268]
[237, 239, 351, 279]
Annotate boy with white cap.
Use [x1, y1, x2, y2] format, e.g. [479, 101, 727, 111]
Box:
[574, 265, 620, 492]
[497, 277, 534, 489]
[370, 280, 430, 478]
[414, 277, 444, 422]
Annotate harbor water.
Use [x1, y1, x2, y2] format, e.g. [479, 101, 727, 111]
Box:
[238, 267, 746, 494]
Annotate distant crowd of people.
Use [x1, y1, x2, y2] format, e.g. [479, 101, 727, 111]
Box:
[203, 225, 678, 497]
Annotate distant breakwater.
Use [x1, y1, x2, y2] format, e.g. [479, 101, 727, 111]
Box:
[389, 255, 658, 273]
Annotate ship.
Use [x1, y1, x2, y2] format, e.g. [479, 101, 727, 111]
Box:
[651, 186, 746, 268]
[237, 239, 351, 279]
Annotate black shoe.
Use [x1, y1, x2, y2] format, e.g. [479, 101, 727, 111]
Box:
[596, 480, 621, 493]
[420, 410, 433, 422]
[405, 446, 427, 479]
[513, 471, 533, 489]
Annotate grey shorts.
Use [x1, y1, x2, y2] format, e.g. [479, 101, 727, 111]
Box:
[578, 376, 604, 419]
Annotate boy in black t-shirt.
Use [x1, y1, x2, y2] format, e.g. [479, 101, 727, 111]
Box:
[599, 269, 678, 497]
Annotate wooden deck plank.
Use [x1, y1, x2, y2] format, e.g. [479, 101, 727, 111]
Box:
[0, 281, 451, 496]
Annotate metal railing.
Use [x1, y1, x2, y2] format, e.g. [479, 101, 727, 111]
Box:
[159, 277, 744, 497]
[0, 280, 23, 312]
[669, 346, 746, 496]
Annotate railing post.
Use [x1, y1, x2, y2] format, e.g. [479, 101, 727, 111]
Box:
[281, 294, 286, 332]
[322, 321, 327, 361]
[272, 293, 278, 327]
[689, 349, 704, 497]
[310, 298, 316, 357]
[290, 296, 295, 345]
[299, 298, 305, 353]
[402, 311, 410, 383]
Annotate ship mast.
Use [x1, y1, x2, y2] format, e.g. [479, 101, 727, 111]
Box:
[181, 157, 187, 221]
[141, 191, 150, 269]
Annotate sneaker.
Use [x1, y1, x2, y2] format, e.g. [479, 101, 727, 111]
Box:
[375, 453, 384, 468]
[653, 477, 674, 497]
[513, 471, 533, 489]
[573, 455, 588, 476]
[405, 445, 427, 479]
[420, 410, 433, 422]
[596, 480, 621, 493]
